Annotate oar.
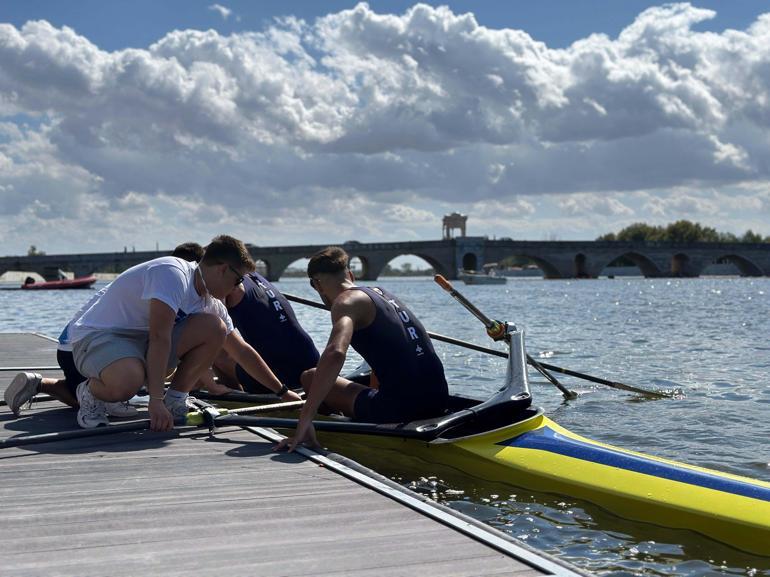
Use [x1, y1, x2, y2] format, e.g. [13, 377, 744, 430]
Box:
[285, 291, 571, 393]
[0, 366, 60, 372]
[1, 420, 159, 449]
[433, 275, 670, 399]
[193, 389, 302, 405]
[0, 395, 56, 408]
[281, 291, 668, 399]
[0, 399, 305, 449]
[423, 331, 670, 397]
[223, 399, 305, 414]
[433, 275, 578, 400]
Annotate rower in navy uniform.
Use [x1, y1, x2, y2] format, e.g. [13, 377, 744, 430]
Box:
[214, 271, 320, 393]
[277, 246, 449, 451]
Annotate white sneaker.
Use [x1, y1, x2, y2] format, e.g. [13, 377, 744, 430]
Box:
[76, 381, 108, 429]
[4, 372, 42, 416]
[105, 401, 139, 418]
[164, 394, 195, 424]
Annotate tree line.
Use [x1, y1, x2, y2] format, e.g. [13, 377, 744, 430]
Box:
[597, 220, 770, 243]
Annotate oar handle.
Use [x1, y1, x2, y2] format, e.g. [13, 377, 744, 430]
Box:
[433, 275, 506, 340]
[434, 274, 494, 327]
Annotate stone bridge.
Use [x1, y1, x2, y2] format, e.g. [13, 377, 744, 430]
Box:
[2, 238, 770, 281]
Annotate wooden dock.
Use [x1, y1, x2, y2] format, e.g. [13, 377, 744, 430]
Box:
[0, 333, 586, 577]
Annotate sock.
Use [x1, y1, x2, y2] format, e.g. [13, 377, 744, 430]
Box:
[165, 388, 188, 401]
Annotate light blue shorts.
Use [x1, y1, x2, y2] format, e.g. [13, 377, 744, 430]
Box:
[72, 321, 187, 380]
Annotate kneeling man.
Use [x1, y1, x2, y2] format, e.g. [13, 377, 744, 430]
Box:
[70, 235, 297, 431]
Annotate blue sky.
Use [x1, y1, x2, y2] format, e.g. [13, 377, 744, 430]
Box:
[1, 1, 770, 257]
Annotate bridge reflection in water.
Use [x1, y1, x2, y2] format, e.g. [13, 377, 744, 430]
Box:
[2, 238, 769, 282]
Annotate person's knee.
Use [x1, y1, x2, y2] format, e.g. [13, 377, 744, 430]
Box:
[300, 368, 316, 391]
[198, 313, 227, 341]
[183, 314, 227, 347]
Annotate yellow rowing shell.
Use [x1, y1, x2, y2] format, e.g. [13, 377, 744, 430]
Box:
[317, 409, 770, 556]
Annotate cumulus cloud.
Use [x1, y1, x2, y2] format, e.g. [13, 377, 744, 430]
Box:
[559, 193, 635, 217]
[642, 192, 720, 217]
[1, 3, 770, 254]
[208, 4, 232, 21]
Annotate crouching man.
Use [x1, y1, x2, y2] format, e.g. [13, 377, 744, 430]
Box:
[69, 235, 297, 431]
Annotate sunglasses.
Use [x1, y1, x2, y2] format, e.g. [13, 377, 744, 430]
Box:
[228, 264, 244, 286]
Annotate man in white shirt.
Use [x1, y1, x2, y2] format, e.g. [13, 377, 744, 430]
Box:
[70, 235, 299, 431]
[4, 243, 204, 417]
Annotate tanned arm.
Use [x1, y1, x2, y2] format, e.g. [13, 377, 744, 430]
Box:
[281, 291, 365, 451]
[222, 330, 302, 401]
[147, 299, 176, 431]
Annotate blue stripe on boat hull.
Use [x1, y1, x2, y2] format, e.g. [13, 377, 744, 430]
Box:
[496, 426, 770, 502]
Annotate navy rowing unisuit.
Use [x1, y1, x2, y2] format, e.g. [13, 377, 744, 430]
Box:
[228, 272, 320, 391]
[349, 286, 449, 423]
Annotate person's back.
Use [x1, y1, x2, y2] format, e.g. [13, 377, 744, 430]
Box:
[227, 272, 319, 390]
[348, 286, 448, 421]
[70, 257, 223, 339]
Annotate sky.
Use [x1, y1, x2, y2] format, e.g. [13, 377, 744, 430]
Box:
[1, 1, 769, 258]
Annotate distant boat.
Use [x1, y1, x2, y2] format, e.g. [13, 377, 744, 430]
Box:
[457, 270, 507, 285]
[21, 276, 97, 290]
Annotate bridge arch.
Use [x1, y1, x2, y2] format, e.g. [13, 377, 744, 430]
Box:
[599, 252, 664, 278]
[461, 252, 478, 271]
[671, 253, 691, 277]
[379, 253, 443, 277]
[274, 257, 309, 280]
[361, 252, 450, 279]
[714, 254, 763, 277]
[254, 258, 270, 278]
[574, 253, 590, 278]
[346, 253, 372, 280]
[494, 252, 561, 278]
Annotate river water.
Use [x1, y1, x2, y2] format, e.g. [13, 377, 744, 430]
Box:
[2, 276, 769, 576]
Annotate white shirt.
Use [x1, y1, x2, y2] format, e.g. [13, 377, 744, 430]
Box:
[58, 287, 107, 351]
[69, 257, 233, 343]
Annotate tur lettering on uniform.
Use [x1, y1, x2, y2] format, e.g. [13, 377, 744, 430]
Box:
[259, 280, 286, 317]
[382, 290, 424, 356]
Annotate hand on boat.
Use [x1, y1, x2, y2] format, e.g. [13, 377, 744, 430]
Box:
[274, 421, 321, 452]
[281, 389, 303, 402]
[148, 399, 174, 432]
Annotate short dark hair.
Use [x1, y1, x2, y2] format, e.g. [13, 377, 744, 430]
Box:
[171, 242, 204, 262]
[201, 235, 256, 273]
[307, 246, 349, 278]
